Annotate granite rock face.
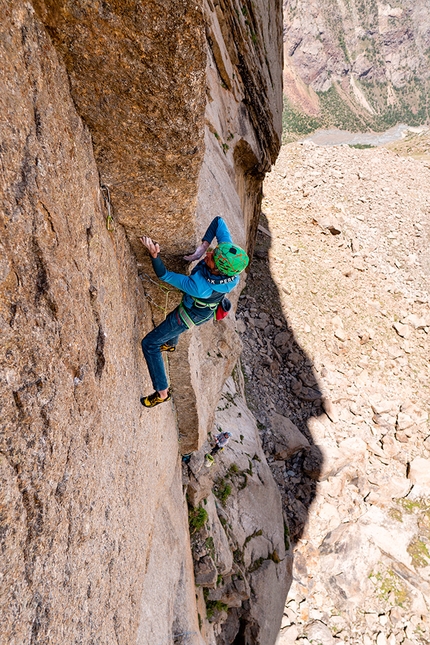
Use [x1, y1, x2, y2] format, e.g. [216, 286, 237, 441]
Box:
[32, 0, 207, 256]
[187, 379, 293, 645]
[0, 1, 283, 643]
[0, 5, 200, 644]
[29, 0, 283, 449]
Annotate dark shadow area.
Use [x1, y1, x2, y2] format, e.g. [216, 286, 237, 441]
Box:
[237, 211, 324, 542]
[223, 211, 325, 643]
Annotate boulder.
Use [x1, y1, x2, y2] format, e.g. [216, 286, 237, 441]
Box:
[408, 458, 430, 487]
[302, 444, 326, 480]
[277, 624, 300, 644]
[306, 620, 335, 644]
[270, 413, 310, 459]
[397, 412, 415, 431]
[314, 214, 342, 235]
[359, 506, 418, 567]
[393, 322, 411, 338]
[401, 314, 429, 329]
[306, 437, 367, 481]
[274, 331, 291, 347]
[194, 555, 218, 588]
[381, 434, 401, 458]
[366, 475, 411, 505]
[322, 397, 339, 423]
[318, 523, 381, 607]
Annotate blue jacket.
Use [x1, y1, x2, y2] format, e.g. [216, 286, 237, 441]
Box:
[151, 217, 240, 324]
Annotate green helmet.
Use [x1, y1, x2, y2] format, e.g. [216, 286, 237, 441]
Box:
[213, 243, 249, 276]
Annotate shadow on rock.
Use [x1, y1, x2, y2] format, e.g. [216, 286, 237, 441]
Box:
[237, 213, 325, 545]
[182, 213, 326, 645]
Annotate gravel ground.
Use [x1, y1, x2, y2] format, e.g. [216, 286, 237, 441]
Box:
[237, 141, 430, 645]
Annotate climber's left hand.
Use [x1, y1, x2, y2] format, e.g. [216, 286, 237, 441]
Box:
[184, 240, 210, 262]
[140, 236, 160, 258]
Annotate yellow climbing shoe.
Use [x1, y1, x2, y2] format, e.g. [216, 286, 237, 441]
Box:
[160, 344, 176, 353]
[140, 390, 171, 408]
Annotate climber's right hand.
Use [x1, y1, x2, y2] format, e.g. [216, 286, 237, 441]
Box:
[183, 240, 210, 262]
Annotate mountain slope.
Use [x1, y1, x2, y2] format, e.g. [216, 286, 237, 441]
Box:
[283, 0, 430, 135]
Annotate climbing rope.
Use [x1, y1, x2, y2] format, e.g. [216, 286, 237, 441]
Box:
[100, 184, 114, 231]
[138, 271, 175, 321]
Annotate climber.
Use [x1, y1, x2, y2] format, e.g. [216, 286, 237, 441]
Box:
[139, 216, 249, 408]
[204, 431, 232, 467]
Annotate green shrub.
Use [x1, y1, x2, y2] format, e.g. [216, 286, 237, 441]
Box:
[248, 556, 265, 572]
[408, 538, 430, 568]
[282, 96, 321, 138]
[205, 536, 215, 559]
[214, 479, 232, 506]
[206, 600, 229, 620]
[188, 505, 208, 534]
[348, 143, 375, 149]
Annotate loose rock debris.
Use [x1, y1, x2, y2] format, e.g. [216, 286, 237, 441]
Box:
[237, 142, 430, 645]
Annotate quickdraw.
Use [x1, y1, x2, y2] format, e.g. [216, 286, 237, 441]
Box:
[139, 272, 175, 321]
[100, 184, 114, 231]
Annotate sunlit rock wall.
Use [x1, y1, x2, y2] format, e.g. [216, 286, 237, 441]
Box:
[0, 4, 201, 643]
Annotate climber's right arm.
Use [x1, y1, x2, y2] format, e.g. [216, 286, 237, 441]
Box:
[140, 236, 213, 297]
[140, 235, 168, 279]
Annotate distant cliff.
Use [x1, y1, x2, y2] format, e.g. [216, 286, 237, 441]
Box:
[283, 0, 430, 134]
[0, 1, 285, 644]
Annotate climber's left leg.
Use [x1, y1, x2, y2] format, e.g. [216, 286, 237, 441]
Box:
[140, 307, 187, 405]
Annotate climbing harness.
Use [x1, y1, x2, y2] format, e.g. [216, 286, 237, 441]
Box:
[100, 184, 114, 231]
[178, 294, 231, 328]
[178, 303, 201, 328]
[178, 297, 219, 329]
[192, 297, 219, 311]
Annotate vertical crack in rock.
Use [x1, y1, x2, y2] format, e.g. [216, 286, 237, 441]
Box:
[13, 465, 44, 586]
[86, 225, 106, 380]
[30, 592, 50, 645]
[93, 314, 106, 380]
[32, 233, 58, 319]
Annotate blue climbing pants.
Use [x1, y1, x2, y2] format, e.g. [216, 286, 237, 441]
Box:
[141, 306, 188, 392]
